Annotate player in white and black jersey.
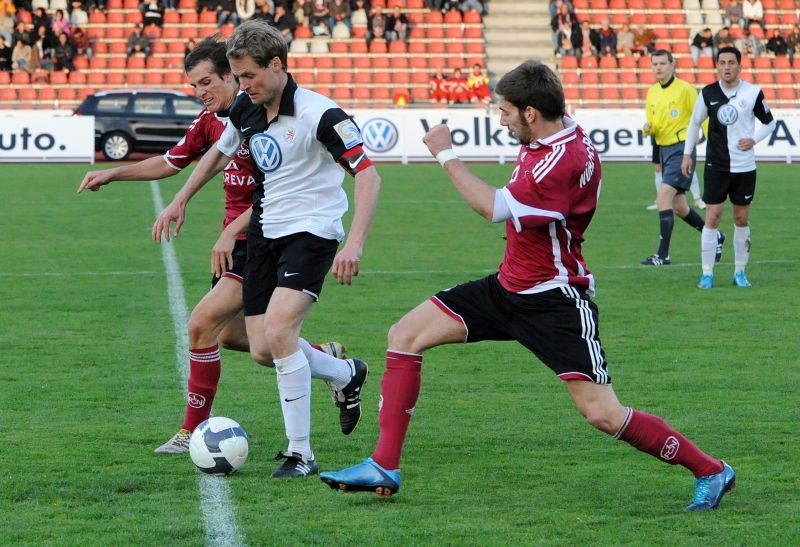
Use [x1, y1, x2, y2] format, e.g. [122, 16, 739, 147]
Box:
[175, 20, 381, 478]
[681, 46, 776, 289]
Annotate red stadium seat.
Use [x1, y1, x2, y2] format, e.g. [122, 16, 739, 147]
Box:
[354, 72, 371, 85]
[561, 71, 579, 85]
[58, 87, 78, 102]
[334, 56, 353, 69]
[354, 56, 371, 69]
[50, 70, 68, 84]
[444, 10, 462, 24]
[370, 39, 388, 53]
[561, 56, 578, 69]
[372, 56, 390, 68]
[354, 87, 371, 102]
[0, 71, 10, 85]
[773, 56, 790, 69]
[697, 56, 715, 69]
[12, 71, 30, 85]
[581, 87, 600, 103]
[107, 73, 125, 85]
[563, 87, 579, 103]
[389, 40, 407, 53]
[754, 57, 772, 69]
[316, 56, 334, 69]
[128, 56, 146, 69]
[372, 86, 391, 101]
[426, 25, 444, 39]
[330, 41, 348, 54]
[351, 40, 368, 54]
[19, 88, 37, 102]
[777, 87, 796, 102]
[622, 87, 640, 102]
[426, 11, 443, 24]
[599, 56, 618, 69]
[775, 72, 793, 85]
[127, 72, 145, 85]
[392, 70, 410, 84]
[164, 71, 185, 85]
[110, 41, 127, 54]
[373, 70, 391, 84]
[761, 86, 776, 101]
[411, 86, 429, 102]
[317, 71, 334, 85]
[146, 56, 165, 69]
[69, 71, 87, 85]
[126, 11, 143, 24]
[600, 71, 618, 84]
[581, 70, 599, 84]
[463, 10, 481, 24]
[391, 56, 409, 69]
[146, 71, 164, 85]
[0, 87, 16, 101]
[580, 56, 597, 69]
[333, 87, 352, 102]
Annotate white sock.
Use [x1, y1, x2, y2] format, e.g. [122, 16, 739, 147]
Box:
[274, 349, 312, 459]
[690, 172, 702, 201]
[654, 170, 662, 192]
[298, 338, 351, 389]
[701, 227, 717, 275]
[733, 225, 751, 274]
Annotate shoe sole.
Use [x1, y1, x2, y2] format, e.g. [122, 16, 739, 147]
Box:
[320, 476, 397, 498]
[154, 447, 189, 454]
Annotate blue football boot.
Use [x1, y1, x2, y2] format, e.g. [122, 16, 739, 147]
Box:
[320, 458, 401, 497]
[697, 274, 714, 289]
[733, 271, 751, 287]
[685, 461, 736, 511]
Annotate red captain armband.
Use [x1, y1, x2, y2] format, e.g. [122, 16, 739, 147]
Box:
[338, 144, 374, 177]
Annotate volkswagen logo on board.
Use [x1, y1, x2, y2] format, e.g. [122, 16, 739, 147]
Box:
[361, 118, 399, 153]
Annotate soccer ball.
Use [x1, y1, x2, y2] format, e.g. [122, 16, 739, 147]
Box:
[189, 417, 249, 475]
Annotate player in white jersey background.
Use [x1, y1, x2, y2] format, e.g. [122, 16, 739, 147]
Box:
[681, 46, 776, 289]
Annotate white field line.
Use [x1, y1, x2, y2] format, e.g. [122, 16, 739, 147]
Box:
[150, 181, 246, 547]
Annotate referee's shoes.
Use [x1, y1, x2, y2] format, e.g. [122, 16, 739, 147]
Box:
[641, 254, 671, 266]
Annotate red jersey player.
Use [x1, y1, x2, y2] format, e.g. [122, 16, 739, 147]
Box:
[467, 63, 492, 105]
[321, 60, 735, 514]
[429, 68, 449, 104]
[447, 67, 471, 104]
[78, 38, 354, 455]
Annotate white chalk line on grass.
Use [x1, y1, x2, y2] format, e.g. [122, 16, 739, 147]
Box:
[149, 181, 246, 547]
[2, 258, 797, 279]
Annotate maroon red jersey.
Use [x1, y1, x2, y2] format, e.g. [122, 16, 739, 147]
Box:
[163, 108, 255, 239]
[497, 117, 601, 295]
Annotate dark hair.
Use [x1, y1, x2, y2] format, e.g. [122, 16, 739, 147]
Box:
[184, 36, 230, 77]
[651, 49, 674, 62]
[226, 19, 288, 70]
[716, 46, 741, 63]
[494, 59, 565, 121]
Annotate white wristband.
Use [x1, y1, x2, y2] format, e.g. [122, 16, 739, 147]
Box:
[435, 148, 458, 166]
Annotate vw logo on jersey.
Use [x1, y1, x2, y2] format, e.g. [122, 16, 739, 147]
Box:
[717, 104, 739, 126]
[362, 118, 399, 152]
[250, 134, 282, 173]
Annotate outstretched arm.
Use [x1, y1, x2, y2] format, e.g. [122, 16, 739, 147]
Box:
[151, 146, 231, 242]
[423, 124, 496, 221]
[331, 165, 381, 285]
[77, 156, 178, 193]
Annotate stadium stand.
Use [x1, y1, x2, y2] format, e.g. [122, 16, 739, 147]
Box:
[1, 1, 798, 111]
[1, 0, 488, 110]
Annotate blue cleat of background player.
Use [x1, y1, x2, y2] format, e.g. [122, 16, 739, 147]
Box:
[320, 458, 401, 498]
[685, 461, 736, 511]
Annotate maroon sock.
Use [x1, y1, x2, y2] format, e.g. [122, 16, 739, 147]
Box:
[308, 342, 323, 352]
[617, 408, 723, 478]
[371, 351, 422, 470]
[181, 345, 221, 431]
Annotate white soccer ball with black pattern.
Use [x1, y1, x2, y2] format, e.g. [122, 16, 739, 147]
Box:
[189, 417, 249, 475]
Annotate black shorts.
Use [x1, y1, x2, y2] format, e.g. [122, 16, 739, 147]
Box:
[651, 138, 660, 164]
[660, 142, 694, 192]
[431, 274, 611, 384]
[242, 231, 339, 316]
[210, 238, 248, 288]
[703, 168, 756, 206]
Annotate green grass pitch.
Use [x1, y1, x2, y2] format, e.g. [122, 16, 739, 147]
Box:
[1, 161, 798, 545]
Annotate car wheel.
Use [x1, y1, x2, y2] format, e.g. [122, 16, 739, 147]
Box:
[101, 132, 132, 160]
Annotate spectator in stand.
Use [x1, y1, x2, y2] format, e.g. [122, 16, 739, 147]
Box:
[447, 67, 470, 104]
[0, 35, 11, 71]
[737, 26, 764, 58]
[724, 0, 745, 28]
[430, 67, 449, 103]
[385, 5, 406, 42]
[52, 0, 70, 14]
[461, 0, 484, 16]
[32, 24, 55, 69]
[598, 19, 617, 57]
[31, 7, 50, 31]
[237, 0, 256, 23]
[310, 0, 330, 35]
[467, 62, 491, 105]
[365, 8, 388, 44]
[12, 21, 28, 48]
[53, 30, 75, 71]
[551, 2, 577, 56]
[70, 1, 90, 26]
[765, 27, 788, 56]
[787, 25, 800, 63]
[197, 0, 216, 15]
[742, 0, 765, 32]
[127, 23, 151, 57]
[294, 0, 311, 26]
[328, 0, 352, 33]
[575, 19, 599, 60]
[691, 27, 714, 64]
[71, 26, 92, 58]
[272, 2, 296, 45]
[441, 0, 461, 12]
[51, 9, 71, 36]
[548, 0, 573, 18]
[184, 37, 195, 56]
[633, 25, 656, 57]
[713, 26, 735, 54]
[617, 22, 634, 57]
[216, 0, 238, 27]
[12, 36, 31, 72]
[251, 0, 273, 24]
[142, 0, 165, 27]
[0, 0, 14, 45]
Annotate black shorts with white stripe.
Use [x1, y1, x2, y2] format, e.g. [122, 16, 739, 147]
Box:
[430, 274, 611, 384]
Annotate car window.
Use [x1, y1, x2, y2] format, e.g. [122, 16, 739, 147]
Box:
[134, 96, 168, 115]
[174, 97, 203, 117]
[95, 96, 129, 114]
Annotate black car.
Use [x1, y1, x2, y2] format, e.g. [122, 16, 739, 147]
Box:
[74, 90, 204, 160]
